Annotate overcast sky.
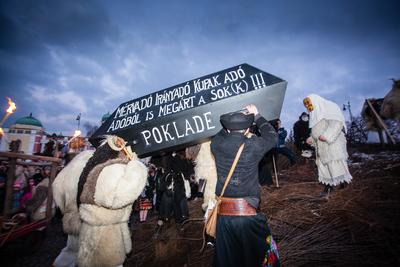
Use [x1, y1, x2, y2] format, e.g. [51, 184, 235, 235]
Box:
[0, 0, 399, 136]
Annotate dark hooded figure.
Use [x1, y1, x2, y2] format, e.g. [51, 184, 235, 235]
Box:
[293, 112, 313, 154]
[151, 152, 193, 238]
[251, 125, 274, 186]
[258, 153, 273, 186]
[210, 104, 280, 267]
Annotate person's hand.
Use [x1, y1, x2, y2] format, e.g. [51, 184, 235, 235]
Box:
[306, 137, 313, 145]
[245, 104, 259, 115]
[318, 135, 327, 142]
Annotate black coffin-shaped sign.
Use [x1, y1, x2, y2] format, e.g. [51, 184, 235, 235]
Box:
[90, 64, 287, 157]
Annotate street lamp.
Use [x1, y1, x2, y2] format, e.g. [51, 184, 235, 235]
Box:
[76, 113, 81, 131]
[342, 101, 353, 123]
[67, 114, 82, 145]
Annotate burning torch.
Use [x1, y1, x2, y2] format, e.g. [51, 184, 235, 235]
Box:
[0, 97, 17, 136]
[67, 129, 82, 144]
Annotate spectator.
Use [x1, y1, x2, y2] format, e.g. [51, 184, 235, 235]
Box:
[43, 166, 51, 180]
[20, 178, 35, 209]
[33, 167, 44, 185]
[26, 174, 55, 221]
[138, 176, 154, 222]
[293, 112, 313, 158]
[0, 163, 7, 213]
[273, 119, 296, 166]
[14, 165, 28, 190]
[12, 182, 23, 213]
[258, 154, 273, 186]
[153, 167, 166, 213]
[188, 174, 200, 200]
[153, 152, 192, 238]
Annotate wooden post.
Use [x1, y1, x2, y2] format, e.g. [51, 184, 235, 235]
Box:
[2, 158, 16, 219]
[385, 132, 393, 145]
[272, 154, 279, 188]
[46, 162, 58, 221]
[378, 130, 385, 147]
[366, 99, 396, 145]
[0, 152, 61, 219]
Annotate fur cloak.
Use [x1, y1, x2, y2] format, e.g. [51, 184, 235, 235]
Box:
[193, 141, 218, 210]
[53, 150, 94, 236]
[77, 157, 147, 267]
[310, 119, 352, 186]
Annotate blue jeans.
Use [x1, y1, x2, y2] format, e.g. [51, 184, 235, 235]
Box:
[274, 147, 296, 165]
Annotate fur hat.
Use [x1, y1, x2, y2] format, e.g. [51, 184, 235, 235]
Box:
[220, 111, 254, 130]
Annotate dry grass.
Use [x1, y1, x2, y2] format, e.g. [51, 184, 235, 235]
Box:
[126, 146, 400, 266]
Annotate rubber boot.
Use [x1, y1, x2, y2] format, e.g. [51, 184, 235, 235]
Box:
[339, 182, 348, 189]
[324, 185, 333, 193]
[321, 184, 333, 198]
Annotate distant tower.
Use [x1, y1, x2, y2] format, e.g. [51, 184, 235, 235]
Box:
[101, 112, 111, 124]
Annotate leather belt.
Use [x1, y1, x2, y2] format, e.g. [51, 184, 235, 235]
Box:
[218, 197, 257, 216]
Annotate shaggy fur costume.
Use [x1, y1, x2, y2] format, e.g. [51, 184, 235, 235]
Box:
[193, 141, 218, 210]
[53, 138, 148, 267]
[77, 144, 120, 207]
[77, 157, 147, 267]
[53, 150, 94, 236]
[310, 119, 352, 186]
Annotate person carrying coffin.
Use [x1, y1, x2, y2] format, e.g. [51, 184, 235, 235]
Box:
[210, 104, 280, 267]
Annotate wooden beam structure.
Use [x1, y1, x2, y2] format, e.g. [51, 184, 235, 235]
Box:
[365, 99, 396, 145]
[0, 152, 61, 219]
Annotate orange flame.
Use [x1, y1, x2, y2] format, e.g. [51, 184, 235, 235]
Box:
[0, 127, 3, 136]
[73, 130, 81, 137]
[6, 97, 16, 114]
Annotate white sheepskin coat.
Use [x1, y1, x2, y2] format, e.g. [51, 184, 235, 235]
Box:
[311, 119, 352, 186]
[77, 159, 147, 267]
[194, 141, 218, 210]
[53, 150, 94, 236]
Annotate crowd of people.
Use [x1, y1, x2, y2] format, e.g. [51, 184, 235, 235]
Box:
[131, 152, 202, 239]
[0, 161, 55, 220]
[0, 93, 353, 267]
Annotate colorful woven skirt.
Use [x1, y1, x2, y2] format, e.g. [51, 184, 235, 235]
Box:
[139, 198, 152, 210]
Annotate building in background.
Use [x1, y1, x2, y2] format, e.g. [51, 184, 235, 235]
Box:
[0, 114, 44, 154]
[0, 113, 92, 155]
[101, 112, 111, 124]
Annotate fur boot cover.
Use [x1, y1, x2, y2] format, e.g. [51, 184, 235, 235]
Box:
[53, 150, 94, 236]
[77, 157, 147, 267]
[194, 141, 217, 210]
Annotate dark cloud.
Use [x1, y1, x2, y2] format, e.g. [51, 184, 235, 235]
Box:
[105, 0, 400, 43]
[0, 0, 119, 132]
[0, 0, 118, 52]
[0, 0, 399, 134]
